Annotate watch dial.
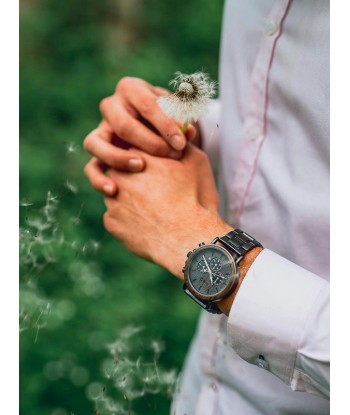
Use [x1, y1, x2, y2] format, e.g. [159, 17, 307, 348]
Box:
[187, 245, 235, 299]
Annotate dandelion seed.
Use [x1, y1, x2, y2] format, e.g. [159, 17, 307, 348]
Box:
[20, 198, 34, 207]
[150, 340, 164, 357]
[26, 217, 51, 232]
[158, 71, 216, 131]
[65, 142, 80, 154]
[161, 369, 177, 385]
[71, 240, 81, 251]
[65, 180, 79, 194]
[119, 325, 143, 339]
[82, 239, 99, 256]
[47, 191, 59, 203]
[70, 202, 84, 226]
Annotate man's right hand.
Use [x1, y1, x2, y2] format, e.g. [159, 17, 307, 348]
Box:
[83, 77, 198, 195]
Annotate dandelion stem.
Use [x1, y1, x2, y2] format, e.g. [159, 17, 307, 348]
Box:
[181, 121, 189, 134]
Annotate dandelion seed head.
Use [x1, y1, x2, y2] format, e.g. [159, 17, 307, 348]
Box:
[178, 81, 194, 95]
[158, 71, 217, 123]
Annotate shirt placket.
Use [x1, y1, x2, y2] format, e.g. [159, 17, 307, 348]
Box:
[228, 0, 292, 227]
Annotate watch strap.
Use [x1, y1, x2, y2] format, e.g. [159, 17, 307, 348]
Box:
[183, 284, 222, 314]
[217, 228, 262, 259]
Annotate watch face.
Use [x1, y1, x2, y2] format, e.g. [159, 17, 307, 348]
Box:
[184, 244, 238, 301]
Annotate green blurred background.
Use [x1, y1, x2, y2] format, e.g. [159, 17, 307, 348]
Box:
[20, 0, 224, 414]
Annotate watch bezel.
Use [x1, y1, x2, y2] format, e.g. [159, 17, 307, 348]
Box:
[183, 244, 239, 302]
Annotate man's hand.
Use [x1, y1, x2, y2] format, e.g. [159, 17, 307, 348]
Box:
[83, 77, 198, 196]
[102, 144, 230, 279]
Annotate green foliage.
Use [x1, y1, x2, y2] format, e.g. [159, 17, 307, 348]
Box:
[20, 0, 223, 414]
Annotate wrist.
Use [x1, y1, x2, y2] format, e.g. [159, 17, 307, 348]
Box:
[163, 208, 232, 279]
[179, 221, 263, 316]
[217, 246, 263, 316]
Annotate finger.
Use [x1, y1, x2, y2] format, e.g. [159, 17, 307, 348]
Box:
[152, 86, 197, 142]
[152, 86, 170, 97]
[104, 194, 119, 211]
[182, 145, 219, 210]
[185, 124, 197, 142]
[84, 129, 145, 172]
[125, 87, 187, 151]
[84, 158, 118, 196]
[98, 118, 114, 132]
[100, 96, 182, 159]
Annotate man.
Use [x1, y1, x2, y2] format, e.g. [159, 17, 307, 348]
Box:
[84, 1, 330, 413]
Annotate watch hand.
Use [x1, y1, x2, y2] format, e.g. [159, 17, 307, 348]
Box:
[202, 255, 213, 285]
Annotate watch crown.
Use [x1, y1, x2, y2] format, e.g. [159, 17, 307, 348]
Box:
[182, 267, 185, 273]
[186, 251, 192, 257]
[199, 242, 205, 247]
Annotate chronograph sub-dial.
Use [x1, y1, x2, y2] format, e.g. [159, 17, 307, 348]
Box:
[213, 272, 226, 284]
[210, 257, 222, 272]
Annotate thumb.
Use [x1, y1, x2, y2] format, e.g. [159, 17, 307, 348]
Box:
[182, 145, 219, 210]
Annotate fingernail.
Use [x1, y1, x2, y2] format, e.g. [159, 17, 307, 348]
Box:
[170, 134, 185, 150]
[103, 184, 114, 195]
[128, 158, 143, 171]
[168, 149, 183, 160]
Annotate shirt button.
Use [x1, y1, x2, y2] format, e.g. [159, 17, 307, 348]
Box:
[247, 124, 261, 140]
[255, 354, 269, 370]
[265, 20, 278, 36]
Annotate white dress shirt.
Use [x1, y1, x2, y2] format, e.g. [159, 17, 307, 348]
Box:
[171, 0, 329, 414]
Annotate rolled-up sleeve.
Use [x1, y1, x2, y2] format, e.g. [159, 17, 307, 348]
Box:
[198, 99, 221, 170]
[227, 249, 330, 399]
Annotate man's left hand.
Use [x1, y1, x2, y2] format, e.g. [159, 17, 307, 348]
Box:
[103, 144, 232, 278]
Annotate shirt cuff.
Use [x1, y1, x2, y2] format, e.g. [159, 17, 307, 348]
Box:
[227, 249, 329, 385]
[198, 99, 221, 171]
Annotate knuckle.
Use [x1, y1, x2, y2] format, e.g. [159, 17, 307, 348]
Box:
[99, 96, 111, 115]
[160, 118, 178, 137]
[197, 148, 208, 162]
[103, 213, 114, 234]
[139, 99, 155, 117]
[86, 175, 100, 192]
[146, 139, 169, 156]
[83, 163, 90, 177]
[108, 152, 124, 168]
[83, 133, 94, 152]
[116, 76, 134, 93]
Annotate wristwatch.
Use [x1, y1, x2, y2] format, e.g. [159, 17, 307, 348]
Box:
[182, 229, 263, 314]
